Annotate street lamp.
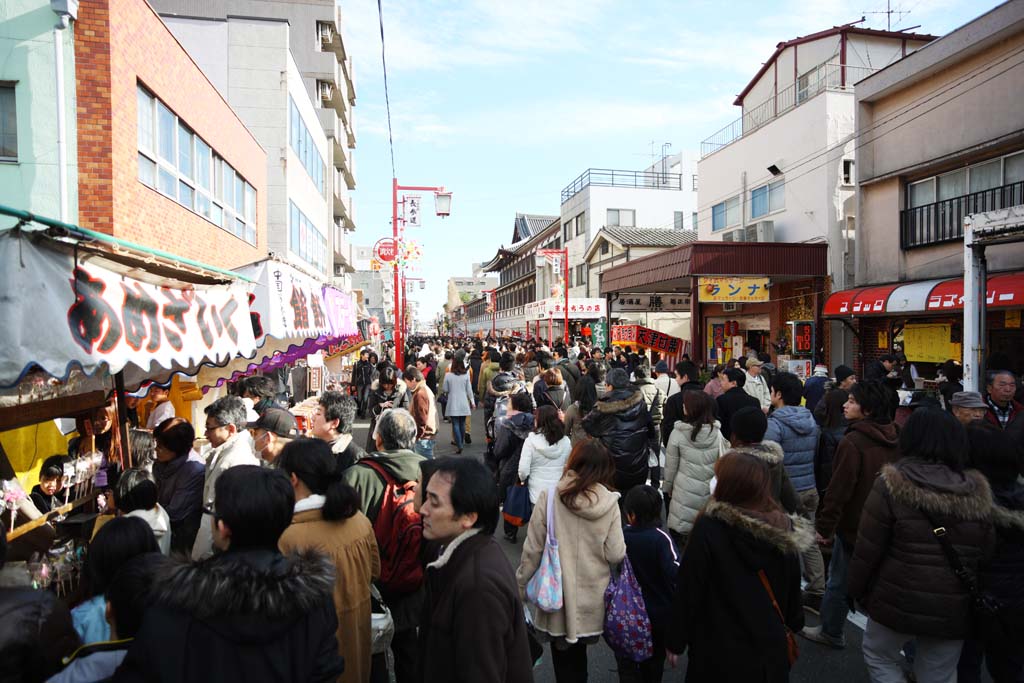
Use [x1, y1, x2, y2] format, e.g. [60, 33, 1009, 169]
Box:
[391, 179, 451, 369]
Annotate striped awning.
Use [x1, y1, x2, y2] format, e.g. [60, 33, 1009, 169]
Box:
[823, 272, 1024, 317]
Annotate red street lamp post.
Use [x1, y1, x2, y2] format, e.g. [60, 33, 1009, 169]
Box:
[391, 179, 451, 369]
[537, 248, 569, 345]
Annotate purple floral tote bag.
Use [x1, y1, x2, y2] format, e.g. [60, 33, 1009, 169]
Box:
[603, 555, 653, 662]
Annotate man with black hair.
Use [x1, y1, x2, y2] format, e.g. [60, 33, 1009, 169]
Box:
[585, 368, 656, 496]
[551, 345, 580, 399]
[115, 466, 344, 682]
[765, 372, 825, 612]
[404, 367, 438, 458]
[660, 361, 704, 447]
[728, 406, 799, 514]
[864, 354, 897, 382]
[417, 457, 533, 682]
[240, 375, 279, 415]
[484, 352, 530, 428]
[353, 350, 375, 418]
[715, 368, 759, 442]
[415, 355, 438, 396]
[312, 391, 367, 471]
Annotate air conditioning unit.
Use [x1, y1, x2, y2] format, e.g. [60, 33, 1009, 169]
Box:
[722, 302, 742, 313]
[744, 220, 775, 242]
[318, 81, 333, 102]
[318, 23, 335, 45]
[722, 228, 746, 242]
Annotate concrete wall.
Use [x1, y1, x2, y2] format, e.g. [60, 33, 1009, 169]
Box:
[857, 30, 1024, 285]
[0, 0, 78, 227]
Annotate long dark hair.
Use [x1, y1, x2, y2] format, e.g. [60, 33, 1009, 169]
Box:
[713, 451, 780, 515]
[560, 440, 616, 511]
[277, 438, 360, 521]
[820, 388, 849, 429]
[534, 405, 565, 446]
[451, 358, 467, 375]
[682, 391, 716, 442]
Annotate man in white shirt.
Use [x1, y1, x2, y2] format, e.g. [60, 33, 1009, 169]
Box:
[145, 385, 175, 430]
[652, 360, 679, 399]
[743, 358, 771, 414]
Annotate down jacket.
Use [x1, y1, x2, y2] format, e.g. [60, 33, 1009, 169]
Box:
[632, 378, 666, 426]
[729, 442, 800, 514]
[582, 388, 656, 492]
[984, 481, 1024, 634]
[663, 420, 724, 535]
[518, 432, 572, 505]
[764, 406, 819, 493]
[848, 459, 996, 639]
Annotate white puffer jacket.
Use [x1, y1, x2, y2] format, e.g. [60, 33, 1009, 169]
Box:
[518, 432, 572, 504]
[663, 419, 724, 535]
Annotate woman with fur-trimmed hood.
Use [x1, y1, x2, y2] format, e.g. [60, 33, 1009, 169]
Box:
[666, 450, 811, 682]
[848, 409, 996, 683]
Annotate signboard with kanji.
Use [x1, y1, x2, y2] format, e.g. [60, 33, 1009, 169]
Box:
[526, 298, 605, 321]
[697, 277, 770, 303]
[611, 294, 691, 313]
[610, 325, 689, 357]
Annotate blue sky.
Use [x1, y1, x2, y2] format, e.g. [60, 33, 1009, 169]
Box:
[344, 0, 1003, 322]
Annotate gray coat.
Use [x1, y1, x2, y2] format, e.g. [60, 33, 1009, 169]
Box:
[441, 372, 476, 417]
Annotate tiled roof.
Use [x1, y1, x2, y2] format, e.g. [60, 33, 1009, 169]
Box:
[602, 227, 698, 247]
[514, 213, 558, 242]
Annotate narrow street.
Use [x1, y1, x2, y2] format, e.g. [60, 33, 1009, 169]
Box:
[352, 407, 879, 683]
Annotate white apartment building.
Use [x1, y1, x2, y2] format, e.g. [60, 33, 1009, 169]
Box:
[695, 24, 935, 363]
[153, 0, 357, 284]
[352, 243, 393, 325]
[560, 153, 696, 298]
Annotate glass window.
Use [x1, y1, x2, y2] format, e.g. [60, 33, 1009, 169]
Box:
[909, 179, 934, 208]
[223, 162, 234, 208]
[563, 222, 571, 242]
[725, 196, 740, 226]
[576, 213, 586, 235]
[692, 212, 698, 230]
[1006, 152, 1024, 184]
[245, 184, 256, 224]
[177, 124, 193, 179]
[157, 101, 175, 164]
[751, 185, 768, 218]
[234, 175, 244, 213]
[769, 179, 785, 212]
[0, 85, 16, 159]
[178, 181, 194, 210]
[712, 202, 726, 231]
[674, 211, 685, 230]
[158, 167, 176, 198]
[969, 159, 1001, 193]
[195, 139, 211, 191]
[600, 241, 610, 255]
[290, 202, 300, 252]
[937, 169, 966, 201]
[197, 193, 211, 220]
[136, 87, 153, 152]
[211, 202, 223, 227]
[138, 152, 155, 187]
[607, 209, 619, 226]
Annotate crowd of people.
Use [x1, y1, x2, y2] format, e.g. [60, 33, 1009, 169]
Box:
[4, 334, 1023, 683]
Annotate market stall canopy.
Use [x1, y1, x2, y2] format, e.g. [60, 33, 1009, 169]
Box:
[822, 271, 1024, 317]
[611, 325, 692, 359]
[0, 227, 257, 396]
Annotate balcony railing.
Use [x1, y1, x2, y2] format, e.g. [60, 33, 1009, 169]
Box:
[700, 61, 878, 158]
[561, 168, 682, 203]
[900, 180, 1024, 249]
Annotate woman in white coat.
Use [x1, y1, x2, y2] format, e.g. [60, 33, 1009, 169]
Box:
[518, 405, 572, 504]
[663, 390, 724, 547]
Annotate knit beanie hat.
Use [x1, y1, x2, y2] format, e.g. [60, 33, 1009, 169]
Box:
[834, 365, 855, 384]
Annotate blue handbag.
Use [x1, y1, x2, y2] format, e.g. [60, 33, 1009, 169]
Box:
[503, 481, 533, 527]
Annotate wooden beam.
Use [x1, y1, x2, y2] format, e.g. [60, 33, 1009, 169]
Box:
[0, 391, 107, 432]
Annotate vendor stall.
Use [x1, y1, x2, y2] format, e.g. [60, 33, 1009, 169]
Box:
[611, 324, 691, 368]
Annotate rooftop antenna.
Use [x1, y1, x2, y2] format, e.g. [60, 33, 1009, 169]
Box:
[863, 0, 909, 31]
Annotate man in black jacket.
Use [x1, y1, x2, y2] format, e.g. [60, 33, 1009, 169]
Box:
[585, 368, 656, 496]
[660, 362, 704, 447]
[716, 368, 761, 441]
[552, 345, 580, 399]
[418, 457, 533, 683]
[114, 466, 343, 683]
[353, 350, 375, 417]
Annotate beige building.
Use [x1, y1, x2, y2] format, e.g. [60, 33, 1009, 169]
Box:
[824, 0, 1024, 377]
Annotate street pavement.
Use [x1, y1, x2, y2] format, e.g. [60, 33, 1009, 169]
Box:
[351, 406, 883, 683]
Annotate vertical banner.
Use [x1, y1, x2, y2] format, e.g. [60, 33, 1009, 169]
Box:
[405, 196, 421, 226]
[591, 319, 608, 349]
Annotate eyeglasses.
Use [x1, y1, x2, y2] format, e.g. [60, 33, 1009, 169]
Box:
[204, 423, 226, 433]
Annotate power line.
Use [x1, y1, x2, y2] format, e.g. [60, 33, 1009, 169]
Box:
[376, 0, 396, 178]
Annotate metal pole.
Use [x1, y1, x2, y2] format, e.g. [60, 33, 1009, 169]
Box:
[392, 178, 402, 369]
[962, 216, 985, 392]
[563, 249, 569, 345]
[53, 22, 69, 223]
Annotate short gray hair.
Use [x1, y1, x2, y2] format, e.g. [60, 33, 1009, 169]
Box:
[204, 396, 248, 430]
[377, 408, 418, 451]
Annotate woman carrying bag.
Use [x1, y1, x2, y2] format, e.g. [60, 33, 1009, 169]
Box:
[518, 406, 572, 506]
[440, 357, 476, 454]
[516, 440, 626, 683]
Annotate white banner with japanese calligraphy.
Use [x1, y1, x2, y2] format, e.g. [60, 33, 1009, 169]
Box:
[525, 297, 606, 321]
[234, 259, 334, 340]
[0, 229, 257, 389]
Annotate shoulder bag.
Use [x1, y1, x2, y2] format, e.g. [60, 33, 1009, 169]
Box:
[757, 569, 800, 667]
[525, 486, 563, 612]
[604, 555, 653, 662]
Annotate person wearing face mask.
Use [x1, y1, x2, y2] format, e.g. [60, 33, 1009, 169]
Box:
[247, 408, 298, 466]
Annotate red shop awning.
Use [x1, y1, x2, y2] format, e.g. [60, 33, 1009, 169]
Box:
[823, 271, 1024, 317]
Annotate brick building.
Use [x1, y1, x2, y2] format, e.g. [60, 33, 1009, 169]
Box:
[75, 0, 266, 270]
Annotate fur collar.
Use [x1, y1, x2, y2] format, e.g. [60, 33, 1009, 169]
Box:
[880, 464, 993, 521]
[990, 504, 1024, 532]
[151, 549, 334, 621]
[427, 528, 482, 570]
[703, 500, 815, 554]
[729, 440, 784, 466]
[594, 389, 644, 414]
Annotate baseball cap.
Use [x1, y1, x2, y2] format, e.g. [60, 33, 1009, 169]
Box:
[746, 357, 764, 368]
[950, 391, 987, 409]
[247, 408, 298, 438]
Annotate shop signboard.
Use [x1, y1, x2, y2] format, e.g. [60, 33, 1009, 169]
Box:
[611, 294, 691, 313]
[790, 321, 814, 357]
[611, 325, 688, 356]
[697, 277, 770, 303]
[590, 319, 608, 349]
[526, 298, 606, 321]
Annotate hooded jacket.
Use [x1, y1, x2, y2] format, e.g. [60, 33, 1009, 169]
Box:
[420, 530, 534, 683]
[494, 412, 535, 496]
[729, 442, 800, 514]
[663, 420, 724, 535]
[848, 460, 996, 639]
[191, 432, 259, 560]
[582, 388, 655, 491]
[485, 371, 528, 416]
[516, 476, 626, 643]
[815, 419, 899, 546]
[477, 362, 501, 400]
[517, 432, 572, 504]
[113, 549, 344, 683]
[764, 406, 819, 493]
[633, 377, 666, 426]
[666, 500, 811, 683]
[126, 505, 171, 555]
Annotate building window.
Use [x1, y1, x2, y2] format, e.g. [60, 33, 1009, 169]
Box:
[600, 241, 610, 255]
[575, 212, 586, 235]
[907, 150, 1024, 209]
[290, 201, 327, 272]
[842, 159, 855, 185]
[751, 179, 784, 219]
[575, 264, 586, 286]
[691, 174, 698, 191]
[563, 221, 572, 243]
[0, 84, 16, 161]
[289, 96, 326, 194]
[137, 84, 256, 245]
[606, 209, 634, 227]
[674, 211, 685, 230]
[711, 196, 740, 231]
[691, 212, 698, 230]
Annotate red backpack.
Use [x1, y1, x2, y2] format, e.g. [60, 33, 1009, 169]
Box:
[360, 459, 424, 595]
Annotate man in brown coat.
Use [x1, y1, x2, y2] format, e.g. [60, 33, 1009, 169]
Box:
[404, 366, 437, 459]
[802, 381, 898, 648]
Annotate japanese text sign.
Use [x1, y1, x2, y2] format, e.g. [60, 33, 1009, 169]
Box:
[697, 277, 770, 303]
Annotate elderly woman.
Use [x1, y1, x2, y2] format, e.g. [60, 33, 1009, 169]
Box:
[151, 417, 205, 554]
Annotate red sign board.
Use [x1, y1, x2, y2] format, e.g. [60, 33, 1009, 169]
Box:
[610, 325, 687, 356]
[792, 322, 814, 355]
[373, 238, 398, 263]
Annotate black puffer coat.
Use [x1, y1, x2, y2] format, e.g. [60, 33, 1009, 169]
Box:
[493, 412, 535, 501]
[0, 586, 80, 682]
[983, 482, 1024, 634]
[848, 459, 996, 639]
[582, 388, 655, 491]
